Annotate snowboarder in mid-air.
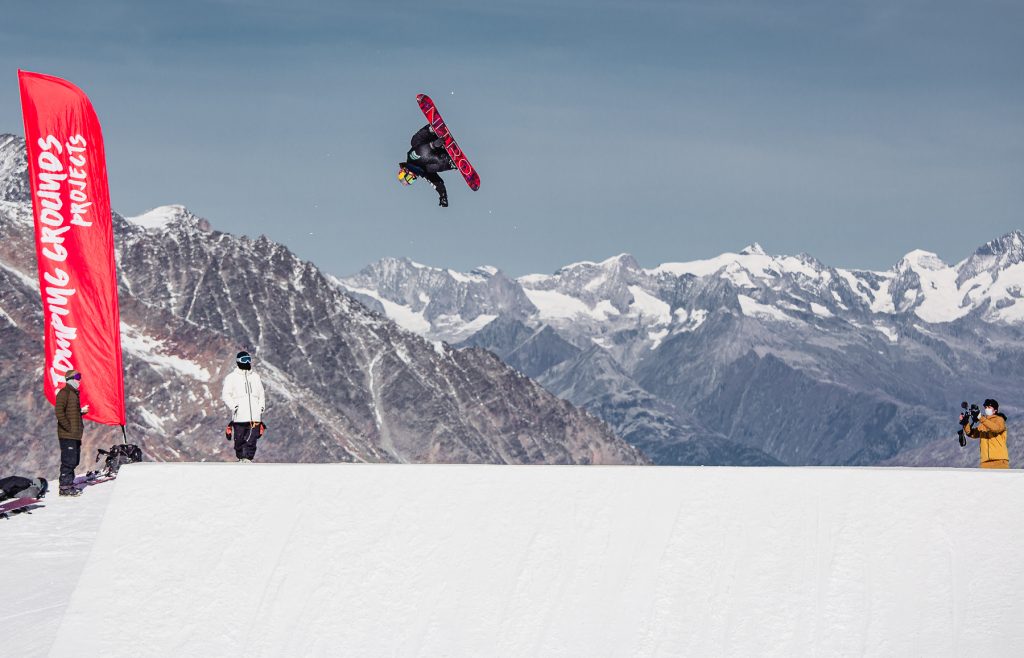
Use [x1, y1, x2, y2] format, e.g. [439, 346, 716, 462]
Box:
[398, 124, 453, 207]
[397, 94, 481, 206]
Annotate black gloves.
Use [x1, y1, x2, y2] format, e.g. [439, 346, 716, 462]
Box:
[439, 193, 448, 208]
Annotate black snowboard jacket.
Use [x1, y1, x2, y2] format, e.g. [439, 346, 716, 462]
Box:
[401, 124, 453, 200]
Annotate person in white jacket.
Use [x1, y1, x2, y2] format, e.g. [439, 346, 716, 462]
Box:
[222, 351, 266, 462]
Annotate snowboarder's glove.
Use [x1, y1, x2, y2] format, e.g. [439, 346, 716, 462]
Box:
[225, 424, 232, 441]
[429, 138, 445, 150]
[259, 422, 267, 437]
[439, 194, 448, 208]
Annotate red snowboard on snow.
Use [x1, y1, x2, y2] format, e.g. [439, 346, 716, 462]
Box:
[416, 94, 481, 191]
[0, 497, 43, 518]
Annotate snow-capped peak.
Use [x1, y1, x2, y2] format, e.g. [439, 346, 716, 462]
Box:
[127, 205, 191, 230]
[958, 231, 1024, 280]
[740, 243, 767, 256]
[897, 250, 949, 273]
[556, 253, 639, 275]
[472, 265, 499, 277]
[983, 230, 1024, 256]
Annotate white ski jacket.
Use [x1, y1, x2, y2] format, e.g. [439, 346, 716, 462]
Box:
[221, 368, 265, 423]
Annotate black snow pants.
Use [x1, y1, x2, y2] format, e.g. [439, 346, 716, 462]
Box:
[59, 439, 81, 488]
[232, 423, 260, 461]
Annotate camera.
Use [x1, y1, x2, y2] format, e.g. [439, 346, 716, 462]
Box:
[957, 401, 980, 447]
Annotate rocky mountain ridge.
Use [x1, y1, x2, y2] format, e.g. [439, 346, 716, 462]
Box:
[0, 134, 645, 473]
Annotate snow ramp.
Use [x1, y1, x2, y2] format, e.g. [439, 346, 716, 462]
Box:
[53, 463, 1024, 656]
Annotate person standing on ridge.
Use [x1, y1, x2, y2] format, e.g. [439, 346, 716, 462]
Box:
[55, 369, 89, 496]
[397, 124, 453, 207]
[222, 351, 266, 462]
[961, 398, 1010, 469]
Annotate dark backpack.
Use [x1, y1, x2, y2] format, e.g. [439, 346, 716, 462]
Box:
[0, 476, 48, 501]
[96, 444, 143, 475]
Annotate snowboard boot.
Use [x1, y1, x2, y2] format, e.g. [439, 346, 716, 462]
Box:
[59, 486, 82, 497]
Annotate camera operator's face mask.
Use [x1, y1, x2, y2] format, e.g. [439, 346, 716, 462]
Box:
[985, 407, 995, 416]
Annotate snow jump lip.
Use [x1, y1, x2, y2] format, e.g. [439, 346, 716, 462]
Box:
[52, 463, 1024, 656]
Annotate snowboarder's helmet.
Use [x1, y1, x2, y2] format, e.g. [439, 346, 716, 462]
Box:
[236, 351, 252, 365]
[397, 166, 416, 186]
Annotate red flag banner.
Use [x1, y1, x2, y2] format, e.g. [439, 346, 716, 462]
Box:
[18, 70, 125, 426]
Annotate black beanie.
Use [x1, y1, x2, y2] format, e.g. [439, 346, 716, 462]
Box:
[984, 399, 999, 410]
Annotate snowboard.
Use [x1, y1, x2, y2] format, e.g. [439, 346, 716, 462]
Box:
[416, 94, 481, 191]
[0, 497, 42, 518]
[78, 471, 116, 486]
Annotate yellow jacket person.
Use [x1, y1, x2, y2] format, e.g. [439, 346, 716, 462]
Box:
[963, 399, 1010, 469]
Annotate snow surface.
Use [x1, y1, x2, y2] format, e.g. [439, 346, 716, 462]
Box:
[6, 463, 1019, 656]
[120, 322, 212, 381]
[672, 308, 708, 333]
[433, 312, 497, 343]
[1, 480, 116, 656]
[446, 269, 486, 284]
[628, 285, 671, 325]
[0, 303, 15, 327]
[810, 302, 833, 318]
[737, 294, 799, 323]
[874, 323, 899, 343]
[126, 205, 187, 230]
[0, 256, 39, 290]
[650, 251, 819, 281]
[897, 250, 971, 323]
[342, 285, 432, 334]
[522, 288, 619, 321]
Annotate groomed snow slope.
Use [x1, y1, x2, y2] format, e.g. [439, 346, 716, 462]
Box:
[53, 464, 1024, 656]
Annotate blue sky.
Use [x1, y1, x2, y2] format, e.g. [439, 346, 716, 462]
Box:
[2, 0, 1022, 276]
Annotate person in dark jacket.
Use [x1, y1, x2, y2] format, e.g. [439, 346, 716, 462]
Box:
[397, 124, 454, 207]
[55, 369, 89, 496]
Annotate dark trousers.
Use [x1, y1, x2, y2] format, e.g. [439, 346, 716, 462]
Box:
[232, 423, 260, 460]
[59, 439, 81, 488]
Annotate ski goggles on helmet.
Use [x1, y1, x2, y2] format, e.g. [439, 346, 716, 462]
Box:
[397, 167, 417, 186]
[69, 374, 82, 381]
[236, 355, 252, 365]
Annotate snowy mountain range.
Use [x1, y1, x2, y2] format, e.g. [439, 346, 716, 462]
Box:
[339, 237, 1024, 467]
[0, 134, 644, 473]
[4, 127, 1020, 471]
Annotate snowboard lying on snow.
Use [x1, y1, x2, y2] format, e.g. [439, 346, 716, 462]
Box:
[0, 497, 43, 518]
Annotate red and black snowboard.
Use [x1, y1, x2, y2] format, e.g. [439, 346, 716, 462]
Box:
[0, 498, 43, 518]
[416, 94, 481, 191]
